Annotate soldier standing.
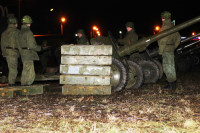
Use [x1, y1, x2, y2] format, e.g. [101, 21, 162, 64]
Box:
[18, 15, 41, 86]
[39, 40, 51, 74]
[157, 11, 181, 90]
[118, 22, 138, 46]
[1, 17, 20, 86]
[76, 29, 90, 45]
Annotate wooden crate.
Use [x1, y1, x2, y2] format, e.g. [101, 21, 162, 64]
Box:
[0, 85, 44, 98]
[61, 55, 112, 65]
[0, 88, 21, 98]
[60, 75, 110, 85]
[61, 45, 112, 55]
[60, 65, 111, 75]
[20, 85, 44, 95]
[60, 45, 112, 95]
[62, 85, 111, 95]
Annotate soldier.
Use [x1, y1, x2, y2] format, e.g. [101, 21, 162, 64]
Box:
[91, 36, 105, 45]
[18, 15, 41, 86]
[157, 11, 181, 90]
[1, 17, 20, 86]
[39, 40, 51, 74]
[76, 29, 90, 45]
[118, 22, 138, 46]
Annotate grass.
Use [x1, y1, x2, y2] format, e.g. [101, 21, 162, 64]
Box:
[0, 116, 199, 133]
[0, 89, 200, 133]
[1, 69, 200, 132]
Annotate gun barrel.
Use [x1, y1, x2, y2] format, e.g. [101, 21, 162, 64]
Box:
[118, 16, 200, 57]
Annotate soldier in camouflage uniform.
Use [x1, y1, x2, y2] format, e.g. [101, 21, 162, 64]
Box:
[76, 29, 90, 45]
[90, 36, 112, 45]
[18, 15, 41, 86]
[118, 22, 138, 46]
[39, 40, 51, 74]
[1, 17, 20, 86]
[158, 11, 181, 90]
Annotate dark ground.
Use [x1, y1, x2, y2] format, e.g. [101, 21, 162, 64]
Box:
[0, 65, 200, 132]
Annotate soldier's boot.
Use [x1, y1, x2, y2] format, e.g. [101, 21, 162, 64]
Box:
[164, 81, 176, 90]
[163, 83, 170, 89]
[171, 81, 176, 90]
[9, 84, 14, 86]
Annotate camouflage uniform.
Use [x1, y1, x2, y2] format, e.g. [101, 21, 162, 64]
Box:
[157, 11, 181, 89]
[18, 15, 41, 85]
[76, 29, 90, 45]
[39, 40, 51, 73]
[90, 36, 112, 45]
[1, 17, 20, 85]
[118, 22, 138, 46]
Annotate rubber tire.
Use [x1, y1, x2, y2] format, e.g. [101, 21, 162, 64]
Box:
[152, 59, 163, 79]
[125, 60, 144, 89]
[111, 58, 127, 92]
[139, 60, 160, 83]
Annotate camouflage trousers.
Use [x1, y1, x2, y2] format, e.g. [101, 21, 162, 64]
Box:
[162, 51, 176, 82]
[6, 57, 18, 84]
[21, 60, 35, 85]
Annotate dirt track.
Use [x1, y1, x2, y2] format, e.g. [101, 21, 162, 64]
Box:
[0, 66, 200, 132]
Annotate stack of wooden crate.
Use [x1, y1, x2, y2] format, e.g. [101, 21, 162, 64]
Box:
[60, 44, 112, 95]
[60, 45, 112, 95]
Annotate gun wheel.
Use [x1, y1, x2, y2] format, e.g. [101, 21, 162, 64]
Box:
[152, 59, 163, 79]
[111, 58, 127, 92]
[125, 60, 144, 89]
[139, 60, 159, 83]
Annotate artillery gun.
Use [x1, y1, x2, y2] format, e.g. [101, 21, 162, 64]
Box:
[175, 33, 200, 72]
[110, 16, 200, 92]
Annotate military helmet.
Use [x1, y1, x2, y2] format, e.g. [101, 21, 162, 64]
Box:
[22, 15, 33, 24]
[125, 22, 134, 28]
[161, 11, 171, 19]
[76, 29, 85, 34]
[8, 17, 17, 24]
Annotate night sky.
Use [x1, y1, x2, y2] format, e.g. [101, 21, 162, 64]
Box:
[1, 0, 200, 41]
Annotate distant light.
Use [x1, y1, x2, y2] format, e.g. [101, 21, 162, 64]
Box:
[50, 8, 54, 12]
[93, 26, 98, 31]
[61, 17, 66, 23]
[75, 33, 78, 37]
[192, 32, 196, 36]
[155, 26, 160, 31]
[181, 37, 186, 40]
[34, 34, 58, 37]
[119, 30, 122, 34]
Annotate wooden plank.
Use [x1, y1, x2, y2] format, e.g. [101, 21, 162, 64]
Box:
[0, 74, 60, 83]
[60, 65, 111, 76]
[34, 74, 60, 81]
[61, 55, 112, 65]
[0, 85, 47, 97]
[62, 85, 111, 95]
[60, 75, 110, 85]
[0, 88, 21, 98]
[20, 85, 43, 95]
[61, 45, 112, 55]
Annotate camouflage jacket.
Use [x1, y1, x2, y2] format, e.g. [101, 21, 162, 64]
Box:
[18, 25, 41, 61]
[118, 29, 138, 46]
[158, 19, 181, 54]
[77, 35, 89, 45]
[1, 24, 20, 57]
[90, 36, 112, 45]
